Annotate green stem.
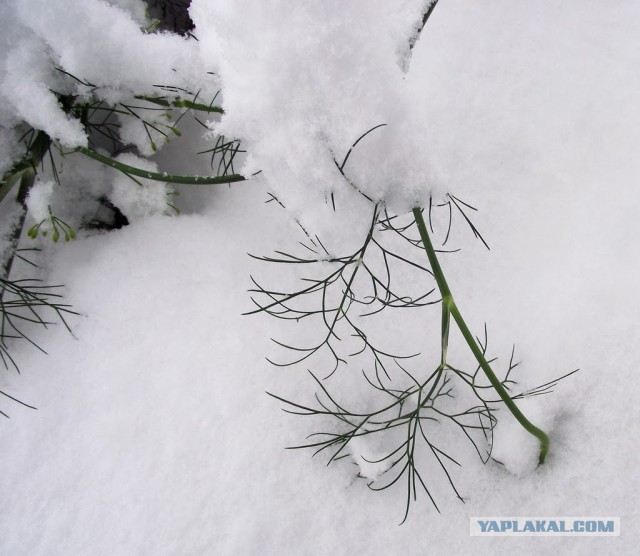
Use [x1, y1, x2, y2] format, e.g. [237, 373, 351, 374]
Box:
[75, 147, 245, 185]
[1, 168, 35, 288]
[412, 207, 549, 464]
[1, 131, 51, 286]
[134, 95, 224, 114]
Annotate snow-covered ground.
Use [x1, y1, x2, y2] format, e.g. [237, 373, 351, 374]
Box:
[2, 1, 639, 554]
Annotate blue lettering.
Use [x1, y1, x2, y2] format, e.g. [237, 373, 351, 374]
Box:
[500, 520, 513, 532]
[599, 521, 615, 533]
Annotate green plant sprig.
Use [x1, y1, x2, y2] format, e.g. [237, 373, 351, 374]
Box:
[196, 135, 244, 177]
[412, 207, 550, 464]
[267, 330, 521, 521]
[246, 204, 437, 379]
[252, 125, 576, 519]
[1, 130, 53, 286]
[261, 208, 572, 517]
[74, 146, 245, 185]
[1, 276, 77, 371]
[27, 206, 76, 243]
[0, 264, 78, 417]
[134, 94, 224, 114]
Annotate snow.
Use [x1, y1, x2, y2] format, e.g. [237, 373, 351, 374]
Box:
[25, 180, 56, 224]
[110, 153, 173, 220]
[348, 435, 394, 482]
[1, 0, 640, 554]
[190, 0, 437, 239]
[0, 0, 215, 150]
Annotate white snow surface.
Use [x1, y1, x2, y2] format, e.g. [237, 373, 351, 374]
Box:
[1, 1, 640, 554]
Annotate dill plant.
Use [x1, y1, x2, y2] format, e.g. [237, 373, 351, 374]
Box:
[248, 124, 576, 520]
[0, 0, 242, 412]
[246, 1, 575, 518]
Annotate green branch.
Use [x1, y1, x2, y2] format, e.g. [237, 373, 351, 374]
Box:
[1, 131, 51, 285]
[75, 147, 245, 185]
[412, 207, 550, 464]
[134, 95, 224, 114]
